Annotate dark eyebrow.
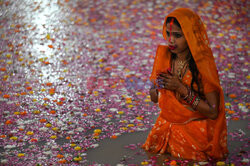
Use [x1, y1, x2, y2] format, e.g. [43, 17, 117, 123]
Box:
[166, 31, 183, 34]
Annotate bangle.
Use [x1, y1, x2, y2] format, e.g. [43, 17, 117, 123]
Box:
[186, 90, 194, 104]
[190, 95, 197, 106]
[192, 96, 200, 110]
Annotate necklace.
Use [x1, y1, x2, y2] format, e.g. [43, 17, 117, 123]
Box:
[173, 55, 190, 79]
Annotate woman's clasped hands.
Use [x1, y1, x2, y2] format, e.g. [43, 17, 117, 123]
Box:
[156, 68, 182, 91]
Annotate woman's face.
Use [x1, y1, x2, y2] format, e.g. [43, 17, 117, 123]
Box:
[166, 22, 189, 54]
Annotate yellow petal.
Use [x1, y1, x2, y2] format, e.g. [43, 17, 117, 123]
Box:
[94, 129, 102, 134]
[74, 146, 82, 151]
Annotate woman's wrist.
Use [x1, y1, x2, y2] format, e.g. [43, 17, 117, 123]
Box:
[181, 87, 201, 111]
[149, 87, 159, 103]
[176, 83, 188, 97]
[150, 88, 158, 95]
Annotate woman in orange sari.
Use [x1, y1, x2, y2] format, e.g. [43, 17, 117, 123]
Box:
[142, 8, 228, 161]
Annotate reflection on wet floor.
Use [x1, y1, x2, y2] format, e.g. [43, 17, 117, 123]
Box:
[0, 0, 249, 165]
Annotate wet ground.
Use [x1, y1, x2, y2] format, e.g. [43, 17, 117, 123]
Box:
[0, 0, 249, 165]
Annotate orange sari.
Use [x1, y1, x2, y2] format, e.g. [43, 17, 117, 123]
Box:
[142, 8, 228, 161]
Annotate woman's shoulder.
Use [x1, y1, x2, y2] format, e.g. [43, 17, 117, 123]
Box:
[157, 44, 169, 50]
[156, 45, 171, 59]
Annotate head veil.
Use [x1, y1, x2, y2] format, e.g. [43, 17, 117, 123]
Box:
[150, 8, 228, 159]
[163, 8, 220, 90]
